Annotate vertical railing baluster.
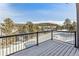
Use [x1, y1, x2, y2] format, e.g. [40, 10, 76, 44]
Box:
[22, 35, 24, 49]
[13, 37, 15, 53]
[17, 36, 19, 51]
[12, 37, 13, 53]
[21, 36, 22, 50]
[6, 37, 7, 55]
[1, 38, 2, 56]
[16, 36, 17, 52]
[23, 35, 24, 49]
[24, 35, 25, 49]
[0, 38, 2, 56]
[51, 30, 53, 40]
[17, 36, 20, 51]
[23, 35, 25, 49]
[36, 32, 39, 45]
[3, 38, 4, 56]
[14, 37, 16, 52]
[12, 37, 13, 54]
[9, 37, 11, 55]
[22, 36, 23, 50]
[2, 38, 4, 56]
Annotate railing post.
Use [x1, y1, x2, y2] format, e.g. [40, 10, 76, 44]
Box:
[51, 30, 53, 40]
[74, 31, 76, 47]
[36, 32, 39, 45]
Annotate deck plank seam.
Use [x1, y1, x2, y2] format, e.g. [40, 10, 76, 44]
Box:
[38, 42, 62, 56]
[52, 45, 67, 56]
[57, 45, 68, 56]
[61, 46, 72, 56]
[43, 43, 63, 56]
[47, 43, 66, 56]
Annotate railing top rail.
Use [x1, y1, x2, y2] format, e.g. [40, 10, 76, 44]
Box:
[0, 30, 76, 38]
[54, 30, 76, 33]
[0, 30, 51, 38]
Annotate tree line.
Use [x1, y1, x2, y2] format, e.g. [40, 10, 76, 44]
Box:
[0, 18, 77, 36]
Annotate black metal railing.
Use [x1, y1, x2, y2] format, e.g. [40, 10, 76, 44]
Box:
[0, 30, 76, 56]
[53, 31, 76, 44]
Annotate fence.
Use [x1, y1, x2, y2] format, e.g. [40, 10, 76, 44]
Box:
[0, 30, 76, 56]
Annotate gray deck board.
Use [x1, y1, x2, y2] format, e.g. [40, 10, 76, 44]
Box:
[64, 46, 74, 56]
[49, 43, 68, 56]
[10, 40, 79, 56]
[40, 42, 62, 56]
[69, 48, 77, 56]
[75, 49, 79, 56]
[38, 42, 60, 56]
[54, 45, 70, 56]
[59, 46, 71, 56]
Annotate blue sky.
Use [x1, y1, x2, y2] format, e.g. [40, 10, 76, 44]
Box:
[0, 3, 76, 24]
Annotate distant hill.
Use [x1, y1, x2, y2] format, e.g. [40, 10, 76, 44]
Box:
[35, 23, 58, 26]
[15, 23, 58, 27]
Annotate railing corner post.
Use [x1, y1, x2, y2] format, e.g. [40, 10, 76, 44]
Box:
[36, 32, 39, 45]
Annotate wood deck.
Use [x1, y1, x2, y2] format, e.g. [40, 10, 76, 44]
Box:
[10, 40, 79, 56]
